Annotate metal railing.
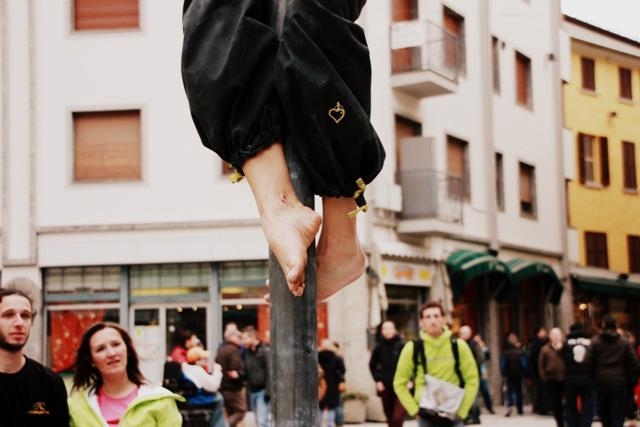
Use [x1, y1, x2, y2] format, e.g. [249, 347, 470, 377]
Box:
[390, 19, 459, 81]
[397, 169, 464, 223]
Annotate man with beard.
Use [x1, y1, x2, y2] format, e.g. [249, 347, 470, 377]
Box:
[369, 320, 406, 427]
[0, 288, 69, 426]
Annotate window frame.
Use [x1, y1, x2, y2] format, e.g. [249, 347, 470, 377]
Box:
[515, 51, 532, 109]
[443, 6, 466, 75]
[628, 235, 640, 273]
[619, 67, 633, 101]
[518, 161, 536, 219]
[622, 141, 638, 191]
[495, 152, 504, 211]
[581, 57, 596, 92]
[585, 231, 609, 268]
[446, 135, 470, 202]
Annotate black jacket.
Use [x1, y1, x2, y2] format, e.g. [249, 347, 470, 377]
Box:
[243, 342, 271, 393]
[591, 330, 639, 387]
[369, 335, 404, 391]
[501, 343, 526, 379]
[562, 331, 593, 387]
[318, 350, 346, 409]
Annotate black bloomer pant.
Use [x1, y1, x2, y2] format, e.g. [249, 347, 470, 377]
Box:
[181, 0, 385, 202]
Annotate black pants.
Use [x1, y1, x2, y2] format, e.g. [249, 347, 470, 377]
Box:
[181, 0, 385, 202]
[565, 385, 594, 427]
[546, 380, 565, 427]
[597, 384, 627, 427]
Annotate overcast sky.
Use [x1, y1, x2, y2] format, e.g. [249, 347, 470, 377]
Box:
[562, 0, 640, 42]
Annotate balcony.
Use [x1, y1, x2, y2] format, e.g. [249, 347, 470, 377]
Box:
[390, 20, 459, 98]
[396, 169, 464, 235]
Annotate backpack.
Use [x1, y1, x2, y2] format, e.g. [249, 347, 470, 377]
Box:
[411, 336, 464, 388]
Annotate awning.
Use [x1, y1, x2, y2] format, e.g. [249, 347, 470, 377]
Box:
[507, 259, 563, 305]
[445, 249, 511, 302]
[572, 274, 640, 297]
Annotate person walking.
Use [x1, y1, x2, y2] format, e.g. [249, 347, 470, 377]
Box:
[215, 324, 247, 427]
[393, 301, 479, 427]
[68, 322, 183, 426]
[459, 325, 483, 424]
[473, 334, 494, 414]
[591, 316, 640, 427]
[369, 320, 406, 427]
[0, 288, 70, 426]
[318, 339, 346, 427]
[538, 327, 565, 427]
[500, 332, 526, 417]
[242, 325, 271, 427]
[562, 322, 594, 427]
[529, 327, 549, 414]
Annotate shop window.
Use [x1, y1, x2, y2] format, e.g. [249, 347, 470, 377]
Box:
[447, 135, 470, 201]
[73, 0, 139, 31]
[628, 235, 640, 273]
[492, 36, 500, 93]
[578, 133, 609, 187]
[619, 67, 633, 100]
[515, 51, 532, 108]
[44, 266, 121, 302]
[73, 110, 141, 182]
[130, 263, 209, 301]
[519, 162, 536, 218]
[581, 57, 595, 91]
[585, 231, 608, 268]
[495, 152, 504, 211]
[623, 141, 637, 190]
[443, 7, 466, 74]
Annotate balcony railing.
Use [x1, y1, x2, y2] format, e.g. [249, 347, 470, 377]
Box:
[390, 20, 459, 97]
[397, 169, 463, 223]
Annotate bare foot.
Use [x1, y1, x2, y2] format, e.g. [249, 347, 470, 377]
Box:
[315, 197, 366, 301]
[261, 198, 321, 296]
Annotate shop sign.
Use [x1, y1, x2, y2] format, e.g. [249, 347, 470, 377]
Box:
[380, 260, 433, 287]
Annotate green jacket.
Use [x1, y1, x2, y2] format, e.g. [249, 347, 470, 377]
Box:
[68, 384, 184, 427]
[393, 329, 479, 419]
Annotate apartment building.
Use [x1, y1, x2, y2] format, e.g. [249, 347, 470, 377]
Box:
[563, 16, 640, 338]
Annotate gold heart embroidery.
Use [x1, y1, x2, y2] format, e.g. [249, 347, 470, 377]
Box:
[328, 102, 346, 124]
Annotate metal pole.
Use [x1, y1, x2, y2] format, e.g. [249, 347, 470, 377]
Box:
[269, 1, 319, 425]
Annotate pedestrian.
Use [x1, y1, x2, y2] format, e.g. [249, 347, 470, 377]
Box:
[528, 327, 549, 414]
[472, 334, 494, 414]
[538, 327, 565, 427]
[181, 346, 227, 427]
[215, 324, 247, 427]
[68, 322, 183, 426]
[369, 320, 406, 427]
[393, 301, 479, 427]
[170, 329, 201, 363]
[591, 316, 640, 427]
[181, 0, 385, 301]
[562, 322, 594, 427]
[0, 288, 70, 426]
[459, 325, 483, 424]
[318, 339, 346, 427]
[242, 325, 271, 427]
[500, 332, 526, 417]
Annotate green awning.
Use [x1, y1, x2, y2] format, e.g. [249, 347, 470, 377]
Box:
[445, 249, 511, 302]
[506, 259, 564, 305]
[572, 274, 640, 297]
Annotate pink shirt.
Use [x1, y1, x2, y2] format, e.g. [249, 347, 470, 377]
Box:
[98, 386, 139, 427]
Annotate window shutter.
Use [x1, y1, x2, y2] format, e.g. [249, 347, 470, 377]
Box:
[623, 142, 637, 189]
[619, 68, 632, 99]
[600, 137, 609, 187]
[581, 58, 595, 91]
[628, 235, 640, 273]
[74, 0, 139, 31]
[577, 133, 586, 184]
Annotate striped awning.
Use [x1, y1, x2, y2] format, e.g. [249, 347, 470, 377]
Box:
[507, 259, 563, 305]
[445, 249, 511, 302]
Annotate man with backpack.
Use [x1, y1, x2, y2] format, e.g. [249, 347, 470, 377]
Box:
[393, 301, 479, 427]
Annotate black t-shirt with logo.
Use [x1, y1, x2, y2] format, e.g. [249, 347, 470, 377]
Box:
[0, 357, 69, 427]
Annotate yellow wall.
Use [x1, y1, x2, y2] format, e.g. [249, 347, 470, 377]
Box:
[565, 41, 640, 272]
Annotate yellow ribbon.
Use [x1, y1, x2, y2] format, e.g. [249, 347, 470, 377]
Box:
[229, 168, 244, 183]
[348, 204, 368, 218]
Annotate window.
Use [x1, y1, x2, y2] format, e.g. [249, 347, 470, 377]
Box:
[73, 110, 141, 182]
[623, 141, 637, 190]
[585, 232, 608, 268]
[391, 0, 419, 72]
[73, 0, 139, 31]
[443, 7, 466, 74]
[577, 133, 609, 187]
[619, 67, 632, 100]
[392, 0, 418, 21]
[492, 36, 500, 93]
[629, 235, 640, 273]
[447, 135, 469, 201]
[495, 152, 504, 210]
[395, 116, 422, 184]
[519, 162, 536, 217]
[581, 57, 595, 91]
[515, 51, 532, 107]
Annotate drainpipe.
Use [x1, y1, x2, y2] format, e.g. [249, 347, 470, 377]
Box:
[549, 2, 572, 332]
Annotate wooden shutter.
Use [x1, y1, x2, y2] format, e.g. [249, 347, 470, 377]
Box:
[447, 136, 468, 200]
[600, 137, 610, 187]
[73, 110, 141, 182]
[443, 8, 463, 71]
[515, 52, 530, 106]
[581, 57, 595, 91]
[623, 142, 637, 189]
[392, 0, 418, 21]
[629, 235, 640, 273]
[391, 0, 418, 72]
[74, 0, 139, 31]
[619, 67, 632, 99]
[585, 232, 608, 268]
[577, 133, 586, 184]
[519, 165, 532, 204]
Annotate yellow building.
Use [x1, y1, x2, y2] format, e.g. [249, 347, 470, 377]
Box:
[563, 16, 640, 335]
